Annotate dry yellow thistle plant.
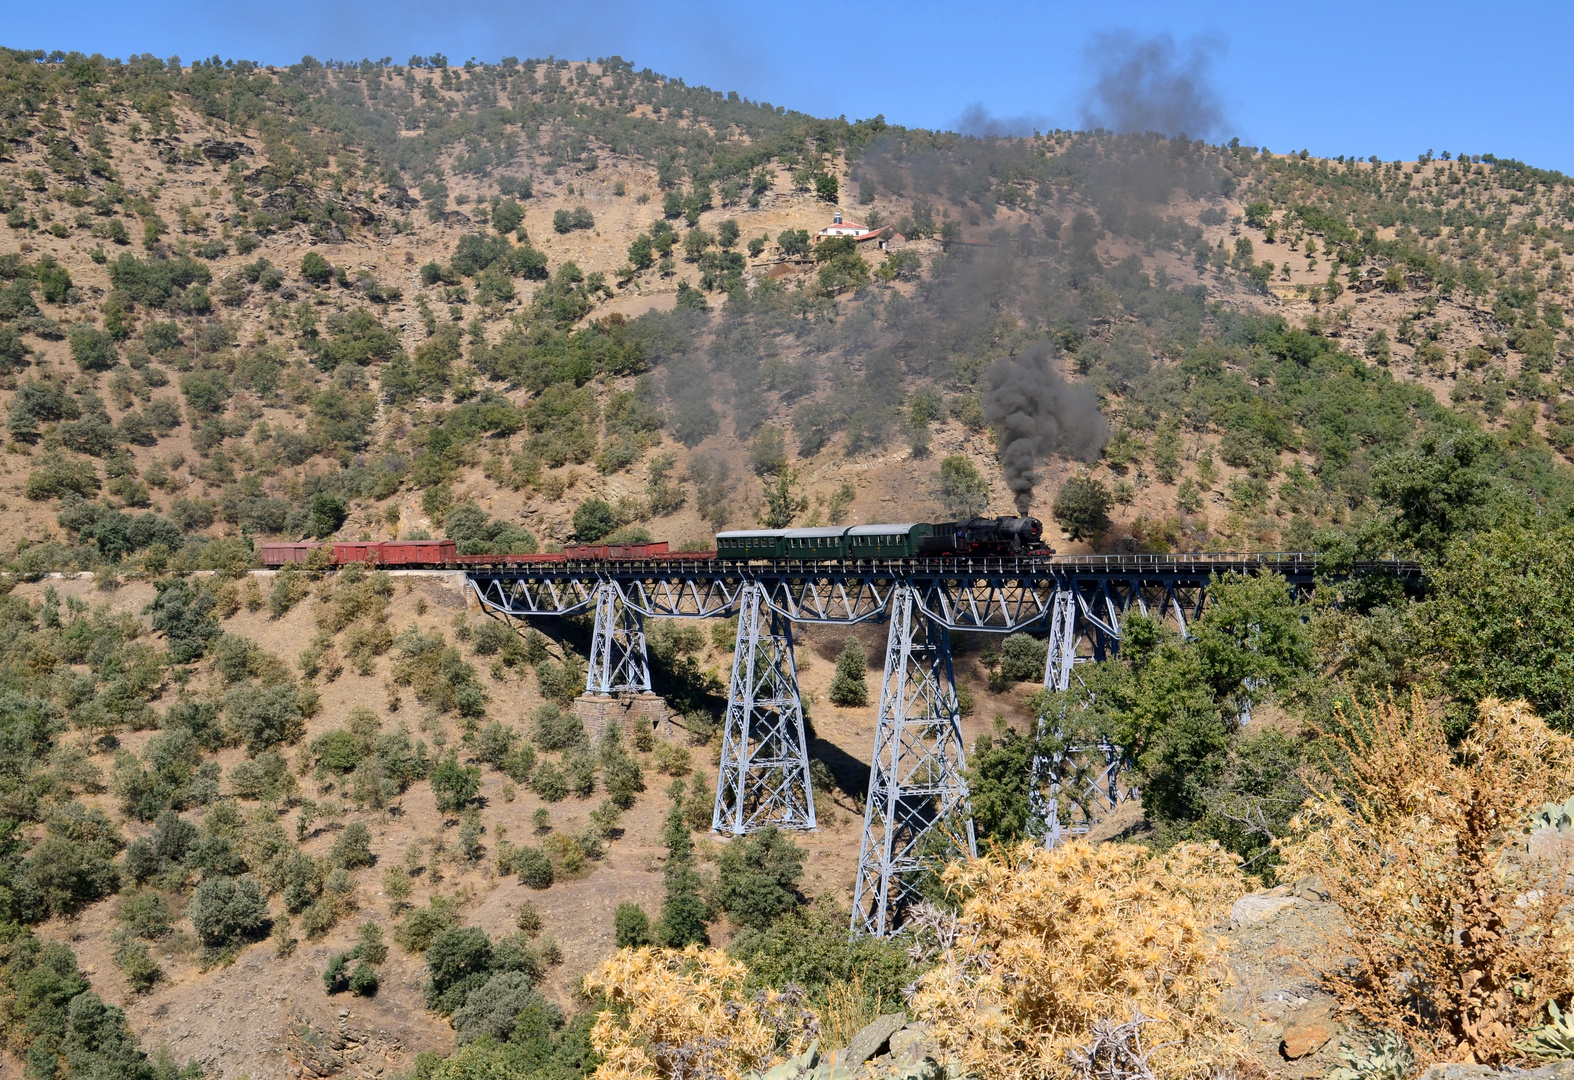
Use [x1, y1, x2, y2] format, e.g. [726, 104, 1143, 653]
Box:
[1280, 691, 1574, 1066]
[906, 838, 1250, 1080]
[585, 944, 819, 1080]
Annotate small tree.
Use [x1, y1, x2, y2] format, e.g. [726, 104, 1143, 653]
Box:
[573, 498, 618, 542]
[937, 455, 990, 518]
[627, 234, 654, 270]
[492, 199, 524, 235]
[68, 324, 118, 372]
[655, 799, 708, 947]
[756, 469, 807, 529]
[188, 875, 269, 950]
[814, 173, 839, 202]
[713, 826, 805, 930]
[301, 251, 333, 284]
[1052, 475, 1112, 541]
[330, 822, 376, 869]
[430, 752, 481, 814]
[777, 229, 810, 257]
[829, 639, 869, 707]
[424, 924, 494, 1014]
[614, 901, 652, 947]
[306, 493, 348, 539]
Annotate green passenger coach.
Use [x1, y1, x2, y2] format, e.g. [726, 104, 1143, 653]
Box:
[714, 517, 1048, 562]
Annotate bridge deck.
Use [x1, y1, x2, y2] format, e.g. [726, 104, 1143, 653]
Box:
[463, 551, 1417, 582]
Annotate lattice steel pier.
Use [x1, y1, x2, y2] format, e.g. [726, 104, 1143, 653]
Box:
[713, 584, 817, 834]
[466, 551, 1411, 934]
[851, 585, 976, 937]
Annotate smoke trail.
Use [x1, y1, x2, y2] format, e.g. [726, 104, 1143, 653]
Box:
[1080, 30, 1228, 140]
[983, 346, 1108, 515]
[953, 102, 1051, 139]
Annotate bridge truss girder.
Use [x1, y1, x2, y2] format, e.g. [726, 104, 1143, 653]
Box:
[465, 554, 1364, 929]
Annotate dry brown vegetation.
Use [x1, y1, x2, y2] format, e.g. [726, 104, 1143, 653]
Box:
[586, 946, 819, 1080]
[907, 840, 1249, 1080]
[1283, 693, 1574, 1066]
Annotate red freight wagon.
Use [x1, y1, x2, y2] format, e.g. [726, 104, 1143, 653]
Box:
[563, 541, 669, 560]
[259, 542, 317, 566]
[331, 542, 384, 564]
[376, 540, 459, 566]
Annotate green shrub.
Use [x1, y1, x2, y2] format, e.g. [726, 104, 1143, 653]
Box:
[301, 251, 333, 283]
[394, 895, 460, 953]
[306, 493, 348, 539]
[614, 901, 652, 947]
[116, 889, 175, 939]
[1053, 475, 1112, 540]
[68, 323, 118, 371]
[323, 951, 351, 993]
[712, 825, 806, 930]
[937, 455, 990, 518]
[531, 760, 568, 803]
[430, 752, 482, 814]
[348, 961, 378, 996]
[473, 721, 519, 766]
[21, 806, 124, 918]
[113, 939, 164, 993]
[423, 924, 494, 1014]
[572, 498, 618, 542]
[515, 900, 542, 937]
[828, 639, 869, 707]
[188, 874, 269, 950]
[511, 845, 554, 889]
[330, 822, 376, 869]
[450, 971, 559, 1045]
[532, 704, 583, 750]
[25, 457, 100, 501]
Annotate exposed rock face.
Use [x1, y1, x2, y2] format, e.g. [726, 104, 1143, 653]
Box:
[1280, 1020, 1332, 1060]
[836, 1011, 908, 1067]
[201, 139, 254, 162]
[1230, 889, 1304, 926]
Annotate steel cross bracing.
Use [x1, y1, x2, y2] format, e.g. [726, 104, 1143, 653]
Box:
[464, 551, 1353, 630]
[713, 584, 817, 835]
[851, 585, 977, 938]
[585, 583, 651, 695]
[465, 552, 1411, 925]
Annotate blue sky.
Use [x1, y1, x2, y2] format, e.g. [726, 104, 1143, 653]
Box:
[8, 0, 1574, 173]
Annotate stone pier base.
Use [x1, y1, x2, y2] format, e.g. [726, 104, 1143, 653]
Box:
[572, 692, 670, 742]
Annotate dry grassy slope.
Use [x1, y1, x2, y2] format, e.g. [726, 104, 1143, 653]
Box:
[12, 566, 1036, 1077]
[5, 66, 1574, 1078]
[4, 75, 1569, 560]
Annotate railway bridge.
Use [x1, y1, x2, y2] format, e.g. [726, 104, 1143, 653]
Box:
[466, 551, 1416, 935]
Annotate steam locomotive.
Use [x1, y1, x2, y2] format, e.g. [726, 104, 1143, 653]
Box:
[257, 516, 1050, 569]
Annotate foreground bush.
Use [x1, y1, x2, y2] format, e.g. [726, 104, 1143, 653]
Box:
[585, 946, 817, 1080]
[1282, 692, 1574, 1067]
[907, 839, 1247, 1080]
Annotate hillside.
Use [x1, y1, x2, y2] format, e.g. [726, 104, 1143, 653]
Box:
[3, 47, 1574, 1080]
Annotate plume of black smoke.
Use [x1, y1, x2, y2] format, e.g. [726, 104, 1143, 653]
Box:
[1080, 30, 1228, 140]
[984, 346, 1108, 515]
[954, 102, 1052, 139]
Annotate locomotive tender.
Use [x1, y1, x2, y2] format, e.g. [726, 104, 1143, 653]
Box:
[257, 516, 1049, 569]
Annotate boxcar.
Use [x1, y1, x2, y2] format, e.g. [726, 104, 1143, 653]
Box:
[376, 540, 459, 565]
[563, 541, 670, 560]
[259, 542, 317, 566]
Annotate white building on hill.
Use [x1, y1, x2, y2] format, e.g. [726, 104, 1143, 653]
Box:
[815, 211, 879, 243]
